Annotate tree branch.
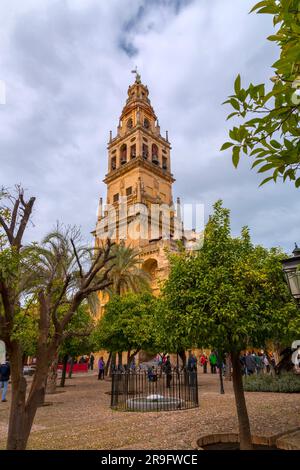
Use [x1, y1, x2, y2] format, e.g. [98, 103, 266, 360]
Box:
[62, 328, 92, 340]
[70, 238, 83, 278]
[0, 214, 13, 244]
[10, 198, 20, 236]
[14, 196, 35, 251]
[51, 274, 72, 332]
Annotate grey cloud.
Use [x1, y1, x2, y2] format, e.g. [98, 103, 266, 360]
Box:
[0, 0, 299, 254]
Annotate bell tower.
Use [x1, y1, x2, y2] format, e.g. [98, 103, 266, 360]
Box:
[95, 72, 182, 292]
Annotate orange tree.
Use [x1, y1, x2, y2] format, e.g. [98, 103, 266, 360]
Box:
[93, 292, 157, 365]
[160, 201, 299, 449]
[221, 1, 300, 186]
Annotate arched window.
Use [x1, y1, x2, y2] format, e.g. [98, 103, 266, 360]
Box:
[162, 157, 167, 170]
[152, 144, 159, 164]
[142, 258, 158, 278]
[144, 118, 150, 129]
[142, 144, 148, 159]
[111, 156, 116, 170]
[130, 144, 136, 159]
[127, 118, 133, 129]
[120, 144, 127, 164]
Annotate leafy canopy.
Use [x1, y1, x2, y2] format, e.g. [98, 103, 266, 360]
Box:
[161, 201, 299, 353]
[11, 301, 95, 359]
[221, 1, 300, 187]
[93, 292, 157, 354]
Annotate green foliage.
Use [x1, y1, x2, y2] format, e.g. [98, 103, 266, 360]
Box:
[221, 1, 300, 186]
[156, 265, 199, 353]
[106, 242, 150, 296]
[10, 301, 95, 359]
[11, 306, 39, 357]
[0, 190, 11, 250]
[59, 303, 96, 358]
[0, 247, 20, 283]
[243, 372, 300, 392]
[93, 292, 157, 354]
[161, 201, 300, 354]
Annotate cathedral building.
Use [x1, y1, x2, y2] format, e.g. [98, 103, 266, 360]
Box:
[94, 71, 201, 323]
[94, 72, 184, 294]
[93, 72, 202, 363]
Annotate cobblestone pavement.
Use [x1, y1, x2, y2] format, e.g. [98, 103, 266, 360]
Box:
[0, 372, 299, 450]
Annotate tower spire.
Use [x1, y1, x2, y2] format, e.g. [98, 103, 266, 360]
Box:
[131, 66, 141, 84]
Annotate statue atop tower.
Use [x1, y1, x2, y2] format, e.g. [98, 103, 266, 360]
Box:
[131, 66, 141, 84]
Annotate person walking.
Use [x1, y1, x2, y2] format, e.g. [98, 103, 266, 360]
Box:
[200, 353, 208, 373]
[0, 360, 10, 402]
[187, 351, 197, 371]
[98, 357, 105, 380]
[263, 354, 270, 374]
[255, 352, 263, 374]
[187, 351, 197, 386]
[245, 352, 256, 375]
[89, 353, 95, 371]
[164, 355, 172, 388]
[240, 353, 247, 375]
[209, 351, 217, 374]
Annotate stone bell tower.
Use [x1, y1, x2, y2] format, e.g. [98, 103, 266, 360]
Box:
[95, 71, 182, 293]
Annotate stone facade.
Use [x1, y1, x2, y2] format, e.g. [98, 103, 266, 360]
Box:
[94, 73, 183, 298]
[93, 73, 200, 364]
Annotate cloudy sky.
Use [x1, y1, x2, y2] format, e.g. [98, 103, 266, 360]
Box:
[0, 0, 299, 251]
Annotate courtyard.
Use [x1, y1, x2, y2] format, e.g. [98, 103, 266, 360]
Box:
[1, 371, 299, 450]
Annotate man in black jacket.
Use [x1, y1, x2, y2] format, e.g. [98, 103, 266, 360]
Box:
[164, 356, 172, 388]
[0, 361, 10, 402]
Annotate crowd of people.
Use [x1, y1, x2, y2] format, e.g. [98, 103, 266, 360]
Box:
[239, 351, 276, 375]
[0, 349, 280, 404]
[199, 351, 219, 374]
[75, 354, 95, 370]
[96, 350, 277, 379]
[198, 350, 277, 376]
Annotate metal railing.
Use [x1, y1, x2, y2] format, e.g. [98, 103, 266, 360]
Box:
[111, 367, 199, 412]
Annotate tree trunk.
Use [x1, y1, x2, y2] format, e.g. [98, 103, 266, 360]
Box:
[219, 362, 225, 394]
[105, 352, 112, 376]
[117, 351, 122, 366]
[46, 355, 58, 394]
[6, 344, 48, 450]
[128, 349, 140, 366]
[6, 344, 28, 450]
[60, 355, 69, 387]
[231, 351, 253, 450]
[178, 350, 186, 368]
[109, 352, 116, 376]
[225, 353, 232, 381]
[68, 357, 74, 378]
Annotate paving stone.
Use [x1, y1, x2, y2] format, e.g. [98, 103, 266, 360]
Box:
[0, 372, 299, 449]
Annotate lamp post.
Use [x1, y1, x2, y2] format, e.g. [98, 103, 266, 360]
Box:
[281, 244, 300, 306]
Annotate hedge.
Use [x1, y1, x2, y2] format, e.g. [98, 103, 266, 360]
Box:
[243, 372, 300, 393]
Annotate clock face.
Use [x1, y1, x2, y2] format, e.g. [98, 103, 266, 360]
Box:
[144, 118, 150, 129]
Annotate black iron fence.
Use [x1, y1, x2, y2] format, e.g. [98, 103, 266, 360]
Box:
[111, 367, 199, 412]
